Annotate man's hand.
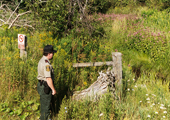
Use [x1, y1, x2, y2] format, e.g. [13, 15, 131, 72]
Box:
[52, 89, 56, 95]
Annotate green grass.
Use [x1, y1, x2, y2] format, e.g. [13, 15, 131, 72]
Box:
[1, 6, 170, 120]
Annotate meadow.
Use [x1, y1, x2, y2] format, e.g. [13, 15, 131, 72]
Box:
[0, 5, 170, 120]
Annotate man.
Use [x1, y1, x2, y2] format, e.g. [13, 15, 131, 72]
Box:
[37, 45, 57, 120]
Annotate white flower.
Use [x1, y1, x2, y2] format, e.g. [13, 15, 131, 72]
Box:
[99, 113, 103, 117]
[135, 85, 137, 88]
[155, 112, 158, 114]
[132, 89, 134, 91]
[127, 80, 130, 82]
[65, 110, 67, 113]
[163, 111, 167, 114]
[152, 94, 156, 97]
[133, 78, 135, 81]
[65, 107, 67, 109]
[127, 88, 130, 91]
[147, 115, 151, 118]
[152, 103, 155, 106]
[147, 101, 150, 103]
[146, 94, 148, 96]
[161, 104, 164, 106]
[140, 101, 142, 103]
[163, 116, 166, 118]
[160, 106, 166, 109]
[146, 97, 150, 100]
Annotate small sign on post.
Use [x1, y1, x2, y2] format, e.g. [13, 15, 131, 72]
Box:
[18, 34, 27, 59]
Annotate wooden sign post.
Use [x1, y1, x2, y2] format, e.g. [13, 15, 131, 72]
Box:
[18, 34, 27, 59]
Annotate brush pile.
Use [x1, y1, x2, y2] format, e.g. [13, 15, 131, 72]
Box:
[73, 68, 116, 100]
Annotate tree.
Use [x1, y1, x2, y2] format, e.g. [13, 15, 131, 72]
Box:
[0, 0, 34, 29]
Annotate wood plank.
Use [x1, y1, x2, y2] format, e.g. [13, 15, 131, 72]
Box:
[73, 61, 113, 67]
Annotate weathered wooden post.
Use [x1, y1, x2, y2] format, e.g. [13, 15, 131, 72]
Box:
[18, 34, 27, 59]
[112, 52, 122, 99]
[72, 52, 122, 100]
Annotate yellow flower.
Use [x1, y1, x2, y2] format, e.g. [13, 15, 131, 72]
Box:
[83, 82, 87, 86]
[1, 45, 6, 50]
[49, 31, 52, 35]
[6, 57, 11, 61]
[63, 42, 67, 46]
[58, 45, 61, 49]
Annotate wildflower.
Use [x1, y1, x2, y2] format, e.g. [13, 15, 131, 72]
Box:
[127, 80, 130, 82]
[147, 115, 151, 118]
[132, 89, 134, 91]
[163, 116, 165, 118]
[127, 88, 130, 91]
[155, 112, 158, 114]
[146, 94, 148, 96]
[152, 103, 155, 106]
[152, 94, 156, 97]
[147, 101, 150, 103]
[163, 111, 167, 114]
[140, 101, 142, 103]
[64, 107, 67, 109]
[83, 82, 87, 86]
[135, 85, 137, 88]
[160, 106, 166, 109]
[133, 78, 135, 81]
[161, 104, 164, 106]
[63, 42, 67, 46]
[146, 97, 150, 100]
[65, 110, 67, 113]
[99, 113, 103, 117]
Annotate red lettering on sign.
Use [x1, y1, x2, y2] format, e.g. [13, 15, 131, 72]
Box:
[19, 35, 24, 42]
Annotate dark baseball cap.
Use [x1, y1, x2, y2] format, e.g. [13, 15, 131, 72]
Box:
[43, 45, 57, 53]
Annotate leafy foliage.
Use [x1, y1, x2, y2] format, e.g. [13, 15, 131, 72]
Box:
[1, 0, 170, 119]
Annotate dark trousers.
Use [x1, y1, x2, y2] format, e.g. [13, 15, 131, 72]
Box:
[37, 82, 52, 120]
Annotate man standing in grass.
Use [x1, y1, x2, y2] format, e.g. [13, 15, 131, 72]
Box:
[37, 45, 57, 120]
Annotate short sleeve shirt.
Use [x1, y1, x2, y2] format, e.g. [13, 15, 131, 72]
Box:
[37, 56, 54, 81]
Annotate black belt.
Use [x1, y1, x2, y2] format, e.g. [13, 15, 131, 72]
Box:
[38, 80, 46, 86]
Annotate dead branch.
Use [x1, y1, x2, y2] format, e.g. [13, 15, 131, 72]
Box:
[6, 1, 21, 23]
[76, 0, 88, 20]
[73, 68, 116, 101]
[39, 0, 48, 3]
[0, 2, 34, 29]
[8, 11, 32, 29]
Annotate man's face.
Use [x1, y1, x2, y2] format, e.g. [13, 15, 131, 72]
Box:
[49, 52, 54, 60]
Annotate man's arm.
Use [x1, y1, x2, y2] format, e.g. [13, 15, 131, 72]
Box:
[46, 77, 56, 95]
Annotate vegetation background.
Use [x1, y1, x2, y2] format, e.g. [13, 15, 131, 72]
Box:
[0, 0, 170, 119]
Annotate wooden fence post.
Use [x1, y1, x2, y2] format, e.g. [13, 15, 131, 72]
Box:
[112, 52, 122, 99]
[72, 52, 122, 99]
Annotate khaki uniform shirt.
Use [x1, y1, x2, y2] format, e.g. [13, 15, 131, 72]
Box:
[37, 56, 54, 81]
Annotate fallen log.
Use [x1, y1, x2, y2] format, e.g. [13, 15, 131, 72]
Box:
[72, 68, 116, 101]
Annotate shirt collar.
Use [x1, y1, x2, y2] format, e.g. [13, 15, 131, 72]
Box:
[43, 55, 50, 64]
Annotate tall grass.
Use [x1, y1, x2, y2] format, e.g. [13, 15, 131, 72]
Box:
[1, 6, 170, 120]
